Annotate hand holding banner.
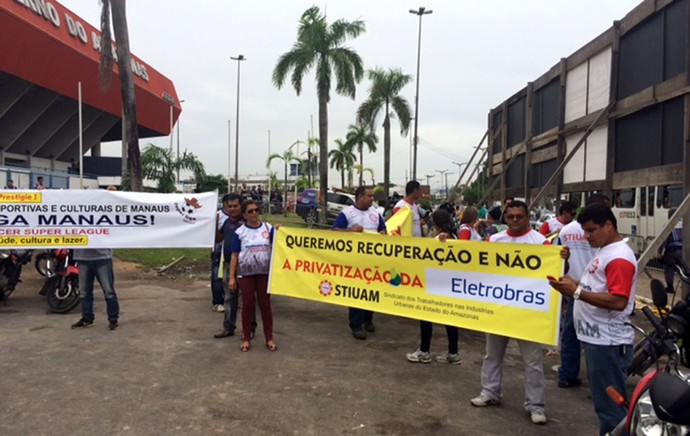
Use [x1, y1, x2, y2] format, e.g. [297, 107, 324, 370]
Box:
[385, 204, 412, 236]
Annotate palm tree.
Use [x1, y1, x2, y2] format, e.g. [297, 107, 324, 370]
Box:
[140, 144, 206, 193]
[273, 6, 365, 224]
[345, 123, 378, 186]
[328, 139, 356, 189]
[357, 67, 412, 199]
[99, 0, 142, 191]
[267, 150, 300, 211]
[352, 164, 375, 185]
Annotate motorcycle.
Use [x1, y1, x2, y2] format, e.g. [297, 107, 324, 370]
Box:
[607, 281, 690, 435]
[0, 249, 33, 301]
[34, 249, 58, 278]
[39, 248, 81, 313]
[628, 257, 690, 376]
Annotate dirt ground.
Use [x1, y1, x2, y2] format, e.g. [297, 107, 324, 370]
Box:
[0, 259, 664, 435]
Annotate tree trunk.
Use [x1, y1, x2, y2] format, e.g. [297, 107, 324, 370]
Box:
[110, 0, 142, 191]
[340, 169, 345, 190]
[318, 92, 328, 225]
[383, 112, 391, 199]
[359, 149, 364, 186]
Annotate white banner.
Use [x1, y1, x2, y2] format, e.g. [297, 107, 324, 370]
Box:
[0, 190, 217, 249]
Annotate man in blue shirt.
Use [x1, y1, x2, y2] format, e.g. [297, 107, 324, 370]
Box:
[332, 186, 386, 340]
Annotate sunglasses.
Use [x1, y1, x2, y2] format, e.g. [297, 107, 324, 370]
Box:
[504, 214, 526, 220]
[245, 208, 259, 214]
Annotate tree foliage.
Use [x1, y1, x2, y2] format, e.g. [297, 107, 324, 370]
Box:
[140, 144, 206, 193]
[273, 6, 365, 224]
[357, 67, 411, 199]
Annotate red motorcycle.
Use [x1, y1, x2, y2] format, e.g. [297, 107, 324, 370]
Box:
[39, 249, 80, 314]
[606, 279, 690, 435]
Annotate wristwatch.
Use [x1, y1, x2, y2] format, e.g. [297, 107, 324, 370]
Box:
[573, 286, 582, 300]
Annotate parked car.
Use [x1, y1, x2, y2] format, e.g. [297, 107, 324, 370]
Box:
[295, 189, 355, 225]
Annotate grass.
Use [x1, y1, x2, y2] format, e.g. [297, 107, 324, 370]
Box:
[114, 212, 320, 272]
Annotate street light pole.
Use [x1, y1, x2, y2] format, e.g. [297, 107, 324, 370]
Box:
[424, 174, 435, 188]
[231, 54, 246, 192]
[409, 6, 432, 182]
[176, 99, 185, 185]
[435, 169, 449, 196]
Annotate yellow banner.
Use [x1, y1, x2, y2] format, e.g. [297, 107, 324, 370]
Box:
[269, 227, 565, 345]
[385, 205, 413, 236]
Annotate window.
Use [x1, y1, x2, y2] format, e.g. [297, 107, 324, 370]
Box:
[657, 184, 683, 209]
[613, 189, 635, 208]
[507, 98, 526, 148]
[492, 110, 503, 154]
[532, 79, 560, 135]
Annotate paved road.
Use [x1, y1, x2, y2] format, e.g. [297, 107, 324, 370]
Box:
[1, 261, 661, 435]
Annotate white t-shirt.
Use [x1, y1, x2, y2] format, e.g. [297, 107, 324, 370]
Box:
[458, 223, 482, 241]
[393, 199, 422, 237]
[540, 217, 566, 235]
[489, 228, 548, 245]
[333, 205, 385, 232]
[231, 222, 273, 276]
[574, 240, 637, 345]
[556, 221, 593, 280]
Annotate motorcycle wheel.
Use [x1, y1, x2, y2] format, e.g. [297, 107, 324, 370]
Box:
[45, 276, 81, 314]
[34, 252, 57, 278]
[628, 348, 653, 376]
[0, 267, 14, 301]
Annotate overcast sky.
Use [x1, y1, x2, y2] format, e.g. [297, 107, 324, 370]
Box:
[60, 0, 641, 191]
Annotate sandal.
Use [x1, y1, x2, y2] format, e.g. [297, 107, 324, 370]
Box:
[240, 341, 250, 352]
[266, 341, 277, 352]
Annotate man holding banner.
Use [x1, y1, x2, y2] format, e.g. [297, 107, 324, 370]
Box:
[470, 200, 554, 425]
[392, 181, 423, 237]
[332, 186, 386, 340]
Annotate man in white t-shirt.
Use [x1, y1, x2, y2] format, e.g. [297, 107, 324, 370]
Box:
[392, 180, 423, 237]
[549, 204, 636, 436]
[470, 200, 552, 426]
[332, 186, 386, 340]
[555, 194, 610, 389]
[539, 201, 577, 236]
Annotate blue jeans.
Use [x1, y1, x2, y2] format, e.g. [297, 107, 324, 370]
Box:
[558, 298, 581, 383]
[221, 261, 239, 332]
[211, 250, 224, 305]
[78, 259, 119, 323]
[583, 342, 632, 436]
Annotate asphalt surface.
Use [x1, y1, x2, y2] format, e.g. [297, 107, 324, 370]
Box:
[0, 260, 663, 435]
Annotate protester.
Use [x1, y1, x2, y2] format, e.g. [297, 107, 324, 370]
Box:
[392, 180, 424, 237]
[210, 199, 232, 313]
[213, 193, 248, 339]
[555, 194, 610, 389]
[659, 208, 683, 293]
[549, 204, 636, 436]
[4, 179, 17, 189]
[34, 176, 45, 190]
[229, 200, 277, 352]
[457, 206, 482, 241]
[470, 200, 567, 425]
[71, 248, 120, 331]
[406, 208, 461, 365]
[539, 201, 577, 236]
[478, 205, 506, 239]
[332, 186, 386, 340]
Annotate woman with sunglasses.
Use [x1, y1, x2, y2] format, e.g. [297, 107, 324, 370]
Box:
[229, 200, 277, 352]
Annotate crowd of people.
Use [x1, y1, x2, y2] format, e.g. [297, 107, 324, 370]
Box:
[45, 180, 680, 435]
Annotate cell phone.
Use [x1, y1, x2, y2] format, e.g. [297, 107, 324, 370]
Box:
[546, 275, 557, 282]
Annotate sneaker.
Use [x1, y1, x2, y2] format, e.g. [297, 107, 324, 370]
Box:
[352, 329, 367, 340]
[557, 378, 582, 389]
[530, 410, 547, 425]
[363, 322, 375, 333]
[71, 318, 93, 329]
[213, 304, 225, 313]
[214, 329, 234, 339]
[108, 321, 119, 331]
[435, 352, 462, 365]
[470, 394, 501, 407]
[406, 349, 432, 363]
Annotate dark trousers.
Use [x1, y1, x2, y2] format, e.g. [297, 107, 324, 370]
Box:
[558, 297, 581, 383]
[238, 274, 272, 342]
[211, 250, 224, 305]
[348, 308, 373, 331]
[419, 320, 458, 354]
[663, 248, 683, 289]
